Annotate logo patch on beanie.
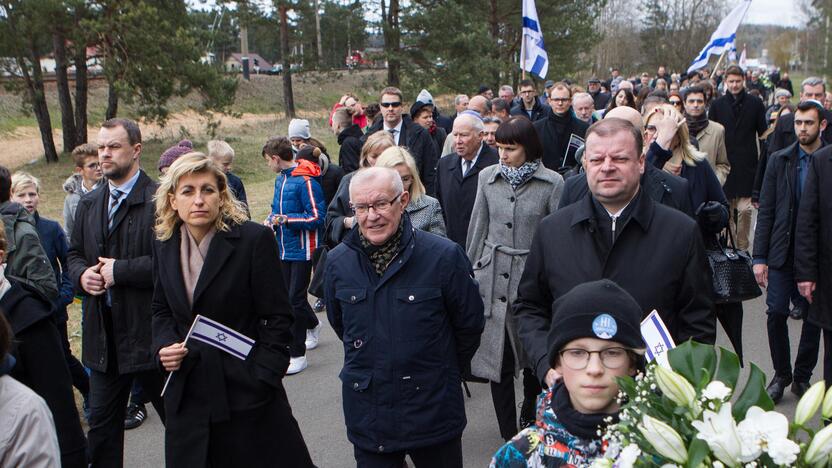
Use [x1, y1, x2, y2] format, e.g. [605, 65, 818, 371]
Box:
[592, 314, 617, 339]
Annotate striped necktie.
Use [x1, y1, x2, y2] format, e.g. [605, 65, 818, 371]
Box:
[108, 188, 123, 226]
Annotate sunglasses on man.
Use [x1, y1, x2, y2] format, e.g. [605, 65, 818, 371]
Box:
[380, 102, 402, 108]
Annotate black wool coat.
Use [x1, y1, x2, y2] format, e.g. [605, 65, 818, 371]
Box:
[753, 142, 825, 270]
[795, 144, 832, 331]
[708, 90, 768, 198]
[2, 280, 87, 466]
[67, 170, 158, 373]
[364, 116, 438, 195]
[434, 145, 499, 248]
[151, 221, 313, 467]
[510, 99, 550, 122]
[338, 124, 364, 174]
[515, 190, 715, 383]
[767, 110, 832, 156]
[533, 110, 590, 173]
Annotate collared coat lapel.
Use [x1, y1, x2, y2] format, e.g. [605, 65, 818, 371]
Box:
[158, 229, 191, 319]
[108, 171, 151, 237]
[191, 227, 238, 306]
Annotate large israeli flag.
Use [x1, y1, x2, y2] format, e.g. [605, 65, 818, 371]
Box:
[687, 0, 752, 74]
[521, 0, 548, 79]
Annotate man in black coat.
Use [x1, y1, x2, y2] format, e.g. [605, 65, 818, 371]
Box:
[67, 118, 165, 466]
[708, 65, 768, 251]
[510, 79, 549, 122]
[587, 77, 611, 110]
[515, 119, 714, 387]
[768, 77, 832, 155]
[753, 101, 826, 402]
[363, 86, 438, 195]
[795, 131, 832, 387]
[435, 114, 499, 249]
[534, 82, 590, 174]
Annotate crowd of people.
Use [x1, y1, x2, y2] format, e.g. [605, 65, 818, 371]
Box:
[0, 61, 831, 468]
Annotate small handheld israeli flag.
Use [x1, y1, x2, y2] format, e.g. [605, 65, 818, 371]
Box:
[189, 315, 255, 360]
[640, 310, 676, 368]
[161, 314, 255, 396]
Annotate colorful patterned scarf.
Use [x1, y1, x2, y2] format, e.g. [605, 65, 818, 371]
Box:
[360, 220, 404, 276]
[499, 160, 540, 190]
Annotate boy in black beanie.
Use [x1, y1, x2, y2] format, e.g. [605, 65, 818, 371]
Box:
[491, 279, 645, 467]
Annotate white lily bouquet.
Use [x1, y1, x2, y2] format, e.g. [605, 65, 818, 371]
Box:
[592, 341, 832, 467]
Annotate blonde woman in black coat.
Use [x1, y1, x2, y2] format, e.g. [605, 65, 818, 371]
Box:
[152, 153, 313, 467]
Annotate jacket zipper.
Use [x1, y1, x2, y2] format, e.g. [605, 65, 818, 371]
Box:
[611, 215, 618, 244]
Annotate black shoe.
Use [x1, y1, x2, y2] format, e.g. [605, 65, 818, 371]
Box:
[766, 377, 792, 404]
[791, 381, 811, 398]
[313, 298, 326, 313]
[790, 305, 805, 320]
[124, 403, 147, 430]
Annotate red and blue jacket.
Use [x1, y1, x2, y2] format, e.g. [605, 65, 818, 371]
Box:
[269, 159, 326, 261]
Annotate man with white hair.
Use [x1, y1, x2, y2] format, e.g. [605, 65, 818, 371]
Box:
[324, 167, 484, 467]
[571, 92, 597, 124]
[435, 114, 499, 247]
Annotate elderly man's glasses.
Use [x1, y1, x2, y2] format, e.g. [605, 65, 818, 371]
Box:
[559, 347, 630, 370]
[351, 193, 402, 215]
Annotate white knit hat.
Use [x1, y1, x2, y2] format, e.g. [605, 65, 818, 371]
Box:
[288, 119, 311, 140]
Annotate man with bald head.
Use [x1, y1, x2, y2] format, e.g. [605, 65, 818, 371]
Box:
[558, 109, 693, 215]
[325, 167, 484, 467]
[467, 95, 491, 117]
[435, 114, 499, 247]
[516, 118, 714, 388]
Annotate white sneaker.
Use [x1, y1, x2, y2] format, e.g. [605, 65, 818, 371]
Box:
[287, 355, 308, 375]
[305, 321, 323, 350]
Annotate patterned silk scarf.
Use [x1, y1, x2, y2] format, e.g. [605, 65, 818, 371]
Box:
[499, 160, 540, 191]
[360, 220, 404, 276]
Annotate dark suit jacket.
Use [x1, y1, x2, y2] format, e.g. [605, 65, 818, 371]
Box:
[67, 170, 158, 373]
[364, 116, 438, 195]
[434, 144, 499, 248]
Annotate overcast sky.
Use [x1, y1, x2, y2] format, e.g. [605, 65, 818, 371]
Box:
[745, 0, 802, 26]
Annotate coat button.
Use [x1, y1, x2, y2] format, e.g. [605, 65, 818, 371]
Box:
[379, 445, 385, 452]
[353, 339, 363, 348]
[509, 196, 515, 202]
[408, 295, 415, 301]
[500, 296, 507, 302]
[502, 273, 509, 279]
[353, 382, 359, 389]
[506, 222, 513, 229]
[350, 295, 356, 302]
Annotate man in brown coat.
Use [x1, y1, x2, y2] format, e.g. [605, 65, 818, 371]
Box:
[684, 85, 730, 185]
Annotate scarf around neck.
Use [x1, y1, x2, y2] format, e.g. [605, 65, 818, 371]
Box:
[499, 160, 540, 190]
[552, 382, 618, 440]
[179, 224, 217, 307]
[360, 220, 404, 276]
[686, 113, 710, 137]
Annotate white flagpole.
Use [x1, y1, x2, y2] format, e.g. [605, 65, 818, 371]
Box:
[160, 315, 201, 397]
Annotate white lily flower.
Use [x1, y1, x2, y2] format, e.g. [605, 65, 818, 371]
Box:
[805, 423, 832, 465]
[639, 415, 687, 464]
[589, 457, 613, 468]
[654, 365, 696, 408]
[701, 380, 732, 401]
[822, 384, 832, 420]
[691, 403, 743, 466]
[737, 406, 799, 465]
[617, 444, 641, 468]
[794, 381, 826, 426]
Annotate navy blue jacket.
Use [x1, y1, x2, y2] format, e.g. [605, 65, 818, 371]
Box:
[323, 217, 484, 453]
[34, 213, 74, 320]
[648, 142, 728, 212]
[226, 172, 248, 211]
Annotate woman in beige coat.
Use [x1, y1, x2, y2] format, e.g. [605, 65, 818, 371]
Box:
[466, 117, 564, 441]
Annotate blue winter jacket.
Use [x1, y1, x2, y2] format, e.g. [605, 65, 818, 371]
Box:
[323, 216, 485, 453]
[34, 213, 74, 320]
[269, 160, 326, 261]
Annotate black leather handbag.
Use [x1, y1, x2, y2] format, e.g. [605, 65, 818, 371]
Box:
[705, 228, 762, 304]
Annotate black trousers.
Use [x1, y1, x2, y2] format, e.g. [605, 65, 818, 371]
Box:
[57, 317, 90, 397]
[12, 318, 88, 468]
[490, 331, 542, 441]
[715, 302, 744, 364]
[87, 366, 165, 467]
[279, 259, 319, 357]
[353, 436, 462, 468]
[766, 268, 821, 382]
[824, 329, 832, 386]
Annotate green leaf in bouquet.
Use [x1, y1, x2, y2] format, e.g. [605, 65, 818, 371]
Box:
[732, 362, 775, 420]
[668, 340, 716, 390]
[714, 346, 740, 390]
[685, 438, 709, 468]
[616, 375, 637, 398]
